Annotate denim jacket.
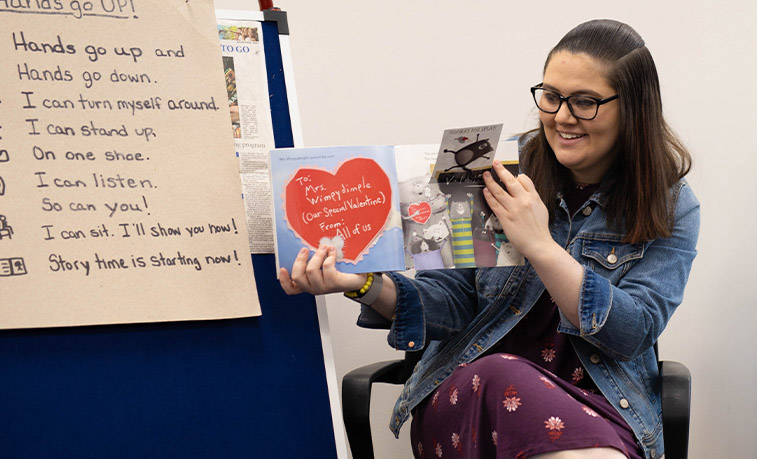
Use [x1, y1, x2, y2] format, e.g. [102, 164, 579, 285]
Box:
[357, 179, 699, 459]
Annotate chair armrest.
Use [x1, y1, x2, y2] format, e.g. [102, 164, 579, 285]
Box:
[660, 360, 691, 459]
[342, 360, 405, 459]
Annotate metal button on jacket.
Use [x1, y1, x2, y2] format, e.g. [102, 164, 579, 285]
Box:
[582, 206, 593, 216]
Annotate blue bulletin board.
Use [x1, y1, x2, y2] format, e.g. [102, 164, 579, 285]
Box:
[0, 12, 339, 458]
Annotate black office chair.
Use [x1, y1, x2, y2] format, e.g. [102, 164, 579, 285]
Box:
[343, 344, 691, 459]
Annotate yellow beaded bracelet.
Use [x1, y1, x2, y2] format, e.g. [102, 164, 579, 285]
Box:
[344, 272, 383, 306]
[345, 273, 373, 298]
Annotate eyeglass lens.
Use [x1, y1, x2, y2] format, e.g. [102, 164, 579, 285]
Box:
[533, 88, 599, 120]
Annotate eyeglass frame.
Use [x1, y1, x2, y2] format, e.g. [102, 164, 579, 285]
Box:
[530, 83, 618, 121]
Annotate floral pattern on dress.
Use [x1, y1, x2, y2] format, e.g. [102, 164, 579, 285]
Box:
[491, 431, 497, 447]
[503, 396, 522, 412]
[539, 375, 556, 389]
[541, 338, 556, 363]
[433, 438, 442, 457]
[545, 416, 565, 441]
[571, 367, 584, 384]
[431, 391, 440, 410]
[472, 374, 481, 394]
[503, 384, 522, 412]
[451, 432, 462, 453]
[449, 386, 459, 405]
[582, 405, 599, 417]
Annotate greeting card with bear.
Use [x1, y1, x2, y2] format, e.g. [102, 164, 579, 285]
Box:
[270, 125, 524, 275]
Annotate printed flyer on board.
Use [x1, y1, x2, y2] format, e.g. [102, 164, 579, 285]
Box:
[218, 19, 276, 253]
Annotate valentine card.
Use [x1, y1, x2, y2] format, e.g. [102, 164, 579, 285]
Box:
[269, 131, 524, 276]
[270, 145, 405, 275]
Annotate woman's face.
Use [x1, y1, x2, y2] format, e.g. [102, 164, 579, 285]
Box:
[540, 51, 621, 184]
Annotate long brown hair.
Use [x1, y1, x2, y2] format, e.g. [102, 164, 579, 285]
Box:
[521, 19, 691, 243]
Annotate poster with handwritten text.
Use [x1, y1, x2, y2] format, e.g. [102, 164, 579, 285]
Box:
[0, 0, 261, 329]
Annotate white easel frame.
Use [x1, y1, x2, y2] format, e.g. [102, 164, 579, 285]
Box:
[214, 8, 347, 458]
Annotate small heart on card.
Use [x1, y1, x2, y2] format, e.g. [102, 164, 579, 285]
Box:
[407, 201, 432, 224]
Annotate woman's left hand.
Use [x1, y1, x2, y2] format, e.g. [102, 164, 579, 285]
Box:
[482, 161, 552, 259]
[484, 161, 584, 327]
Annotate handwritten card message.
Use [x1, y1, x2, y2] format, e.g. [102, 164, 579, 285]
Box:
[0, 0, 260, 329]
[284, 158, 392, 263]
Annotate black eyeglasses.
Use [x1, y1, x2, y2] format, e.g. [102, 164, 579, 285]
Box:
[530, 84, 618, 121]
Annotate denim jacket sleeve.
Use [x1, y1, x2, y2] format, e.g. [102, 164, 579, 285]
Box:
[357, 269, 481, 350]
[557, 181, 700, 361]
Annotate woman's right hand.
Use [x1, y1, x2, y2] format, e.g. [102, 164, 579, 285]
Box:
[279, 245, 368, 296]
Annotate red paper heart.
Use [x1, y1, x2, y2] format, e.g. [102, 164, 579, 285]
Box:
[407, 201, 431, 224]
[284, 158, 392, 263]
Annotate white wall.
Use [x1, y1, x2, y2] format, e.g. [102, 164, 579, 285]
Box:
[217, 1, 757, 457]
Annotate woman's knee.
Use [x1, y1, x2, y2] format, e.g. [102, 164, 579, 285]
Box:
[466, 353, 544, 383]
[530, 447, 627, 458]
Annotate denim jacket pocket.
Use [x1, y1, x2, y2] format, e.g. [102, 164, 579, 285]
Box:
[579, 236, 645, 281]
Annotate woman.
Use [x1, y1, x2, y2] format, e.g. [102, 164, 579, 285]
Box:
[280, 19, 699, 459]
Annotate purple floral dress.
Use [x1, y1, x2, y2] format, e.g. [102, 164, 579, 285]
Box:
[409, 184, 644, 459]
